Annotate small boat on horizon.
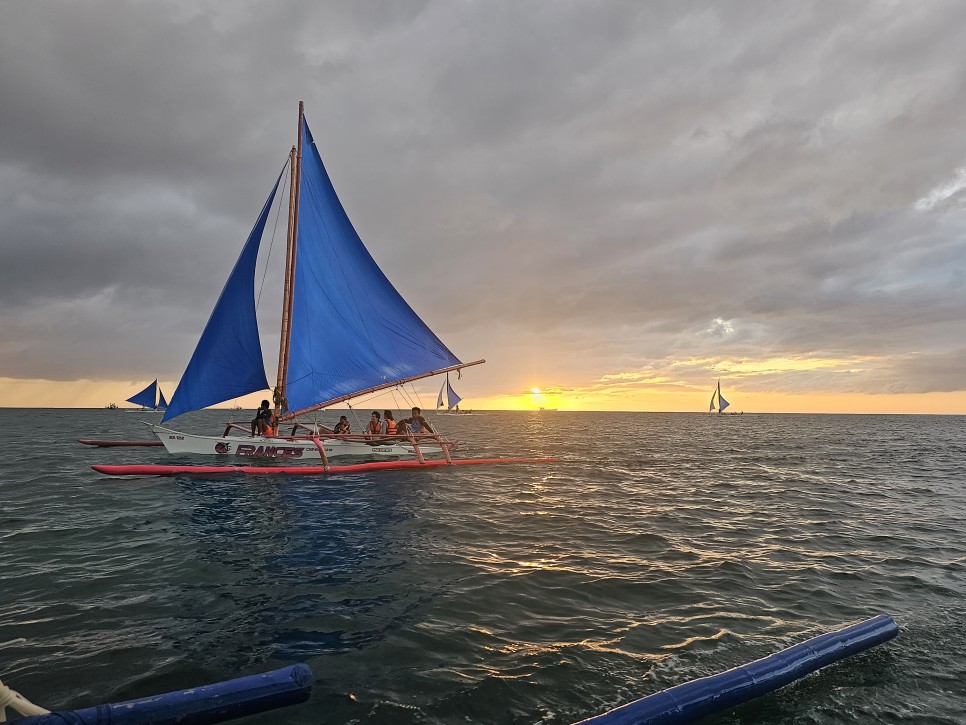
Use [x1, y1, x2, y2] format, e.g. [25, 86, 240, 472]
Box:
[436, 373, 484, 415]
[709, 379, 742, 415]
[125, 379, 167, 412]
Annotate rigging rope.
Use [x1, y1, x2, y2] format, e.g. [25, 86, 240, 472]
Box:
[0, 677, 50, 720]
[285, 380, 448, 438]
[255, 154, 293, 313]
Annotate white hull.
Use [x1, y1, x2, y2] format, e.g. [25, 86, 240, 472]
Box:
[148, 424, 447, 460]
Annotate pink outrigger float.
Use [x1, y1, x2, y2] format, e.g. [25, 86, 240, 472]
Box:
[80, 439, 163, 447]
[93, 102, 553, 477]
[93, 457, 555, 477]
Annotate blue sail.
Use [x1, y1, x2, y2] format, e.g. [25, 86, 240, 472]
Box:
[127, 380, 158, 409]
[161, 170, 284, 422]
[285, 118, 461, 412]
[446, 376, 462, 410]
[157, 387, 168, 409]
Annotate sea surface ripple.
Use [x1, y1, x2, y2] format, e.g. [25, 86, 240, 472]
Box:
[1, 409, 964, 723]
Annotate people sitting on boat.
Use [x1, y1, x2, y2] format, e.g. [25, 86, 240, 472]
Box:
[399, 406, 433, 435]
[382, 410, 397, 435]
[251, 400, 277, 437]
[333, 415, 351, 434]
[367, 411, 382, 434]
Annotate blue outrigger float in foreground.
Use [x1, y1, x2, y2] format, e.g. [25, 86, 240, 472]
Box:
[574, 615, 898, 725]
[2, 616, 896, 724]
[1, 664, 311, 724]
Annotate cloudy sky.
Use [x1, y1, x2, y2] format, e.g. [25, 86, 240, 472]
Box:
[2, 1, 965, 413]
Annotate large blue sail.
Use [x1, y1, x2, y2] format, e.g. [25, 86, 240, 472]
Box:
[127, 380, 158, 409]
[162, 170, 284, 422]
[285, 118, 461, 412]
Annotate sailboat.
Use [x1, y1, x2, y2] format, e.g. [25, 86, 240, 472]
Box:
[125, 379, 167, 412]
[436, 373, 482, 415]
[94, 103, 548, 476]
[708, 380, 740, 415]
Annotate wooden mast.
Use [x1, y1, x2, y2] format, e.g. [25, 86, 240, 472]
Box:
[274, 101, 304, 420]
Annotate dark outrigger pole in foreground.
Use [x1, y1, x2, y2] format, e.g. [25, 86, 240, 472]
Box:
[93, 102, 553, 476]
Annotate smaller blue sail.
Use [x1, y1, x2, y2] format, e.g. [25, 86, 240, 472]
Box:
[157, 387, 168, 409]
[162, 168, 285, 422]
[446, 376, 462, 410]
[127, 380, 159, 409]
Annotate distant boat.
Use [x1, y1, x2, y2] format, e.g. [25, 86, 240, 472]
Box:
[125, 379, 168, 412]
[436, 373, 483, 415]
[709, 380, 741, 414]
[537, 407, 557, 412]
[105, 402, 118, 410]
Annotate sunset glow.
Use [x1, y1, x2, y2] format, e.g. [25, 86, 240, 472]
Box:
[2, 373, 966, 414]
[3, 3, 966, 418]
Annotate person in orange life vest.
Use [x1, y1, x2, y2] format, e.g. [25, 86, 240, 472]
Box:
[367, 411, 382, 435]
[333, 415, 351, 434]
[382, 410, 397, 435]
[251, 399, 276, 436]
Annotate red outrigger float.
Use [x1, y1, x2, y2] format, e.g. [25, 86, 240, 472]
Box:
[79, 439, 163, 447]
[93, 456, 555, 477]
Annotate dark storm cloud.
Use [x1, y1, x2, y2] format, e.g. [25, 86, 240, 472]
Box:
[1, 1, 965, 399]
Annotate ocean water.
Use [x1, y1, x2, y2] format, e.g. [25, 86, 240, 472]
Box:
[1, 409, 964, 724]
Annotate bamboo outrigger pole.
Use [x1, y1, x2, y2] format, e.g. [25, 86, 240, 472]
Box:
[274, 101, 304, 421]
[279, 358, 486, 422]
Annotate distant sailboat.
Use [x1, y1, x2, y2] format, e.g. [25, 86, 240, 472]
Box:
[436, 373, 482, 415]
[709, 380, 740, 414]
[126, 379, 167, 411]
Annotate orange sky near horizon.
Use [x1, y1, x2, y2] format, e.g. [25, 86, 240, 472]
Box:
[2, 376, 963, 415]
